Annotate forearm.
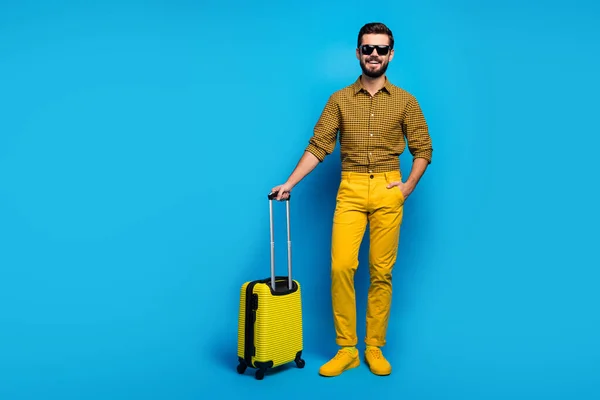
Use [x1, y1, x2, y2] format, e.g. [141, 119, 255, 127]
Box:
[286, 151, 321, 188]
[405, 157, 429, 190]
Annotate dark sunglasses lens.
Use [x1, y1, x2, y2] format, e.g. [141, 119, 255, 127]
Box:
[376, 46, 389, 55]
[361, 45, 375, 55]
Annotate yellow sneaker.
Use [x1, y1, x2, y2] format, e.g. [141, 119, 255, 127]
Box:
[364, 346, 392, 376]
[318, 347, 360, 377]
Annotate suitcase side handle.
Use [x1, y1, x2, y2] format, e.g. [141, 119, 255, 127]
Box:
[268, 193, 292, 291]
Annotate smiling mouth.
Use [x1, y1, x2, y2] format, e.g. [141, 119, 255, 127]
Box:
[367, 59, 381, 65]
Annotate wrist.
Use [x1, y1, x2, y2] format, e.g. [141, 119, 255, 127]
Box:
[405, 179, 417, 191]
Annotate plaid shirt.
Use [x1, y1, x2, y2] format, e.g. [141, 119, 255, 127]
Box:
[306, 76, 433, 173]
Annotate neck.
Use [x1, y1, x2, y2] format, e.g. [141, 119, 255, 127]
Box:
[361, 74, 386, 95]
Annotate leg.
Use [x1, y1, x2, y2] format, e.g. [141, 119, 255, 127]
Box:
[319, 174, 367, 377]
[364, 171, 404, 375]
[330, 188, 368, 347]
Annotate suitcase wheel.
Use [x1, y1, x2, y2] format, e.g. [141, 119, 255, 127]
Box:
[236, 362, 247, 375]
[295, 352, 306, 369]
[255, 369, 265, 380]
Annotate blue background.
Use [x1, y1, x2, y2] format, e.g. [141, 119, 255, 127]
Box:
[1, 0, 599, 399]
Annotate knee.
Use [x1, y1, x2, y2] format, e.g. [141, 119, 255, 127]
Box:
[370, 268, 392, 285]
[331, 256, 357, 278]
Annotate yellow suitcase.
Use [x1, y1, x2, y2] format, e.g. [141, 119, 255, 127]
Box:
[236, 193, 305, 380]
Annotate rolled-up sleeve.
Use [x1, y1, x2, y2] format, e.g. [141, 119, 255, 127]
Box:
[306, 95, 340, 162]
[403, 96, 433, 164]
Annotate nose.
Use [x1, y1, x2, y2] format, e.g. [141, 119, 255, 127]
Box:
[367, 48, 383, 58]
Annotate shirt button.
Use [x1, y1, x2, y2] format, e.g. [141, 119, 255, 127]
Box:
[370, 133, 373, 137]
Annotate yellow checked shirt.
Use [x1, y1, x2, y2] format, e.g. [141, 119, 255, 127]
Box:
[306, 76, 433, 173]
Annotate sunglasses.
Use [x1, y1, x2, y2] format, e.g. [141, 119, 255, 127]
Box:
[360, 44, 391, 56]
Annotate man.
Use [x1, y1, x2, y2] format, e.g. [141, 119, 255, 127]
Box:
[271, 22, 433, 377]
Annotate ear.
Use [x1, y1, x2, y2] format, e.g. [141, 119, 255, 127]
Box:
[388, 49, 395, 62]
[356, 47, 361, 60]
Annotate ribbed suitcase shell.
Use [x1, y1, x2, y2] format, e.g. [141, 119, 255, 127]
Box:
[237, 276, 303, 376]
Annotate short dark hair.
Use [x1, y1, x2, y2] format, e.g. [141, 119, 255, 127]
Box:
[357, 22, 394, 49]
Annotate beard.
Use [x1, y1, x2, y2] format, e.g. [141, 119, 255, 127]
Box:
[360, 56, 389, 78]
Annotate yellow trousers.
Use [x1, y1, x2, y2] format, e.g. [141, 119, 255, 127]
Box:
[330, 170, 405, 347]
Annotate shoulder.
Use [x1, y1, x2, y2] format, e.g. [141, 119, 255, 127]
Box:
[317, 84, 356, 112]
[328, 83, 358, 102]
[386, 81, 418, 102]
[325, 76, 363, 101]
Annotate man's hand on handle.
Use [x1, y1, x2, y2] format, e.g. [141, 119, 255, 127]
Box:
[270, 182, 293, 201]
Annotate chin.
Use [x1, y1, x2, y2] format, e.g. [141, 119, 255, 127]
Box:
[362, 67, 386, 78]
[361, 61, 387, 78]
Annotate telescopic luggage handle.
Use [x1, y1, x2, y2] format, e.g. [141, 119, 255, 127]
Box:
[267, 191, 292, 291]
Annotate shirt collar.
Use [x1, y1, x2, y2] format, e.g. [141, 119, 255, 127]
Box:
[352, 75, 393, 95]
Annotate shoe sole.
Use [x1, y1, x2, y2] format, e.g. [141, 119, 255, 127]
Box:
[364, 358, 391, 376]
[318, 357, 360, 377]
